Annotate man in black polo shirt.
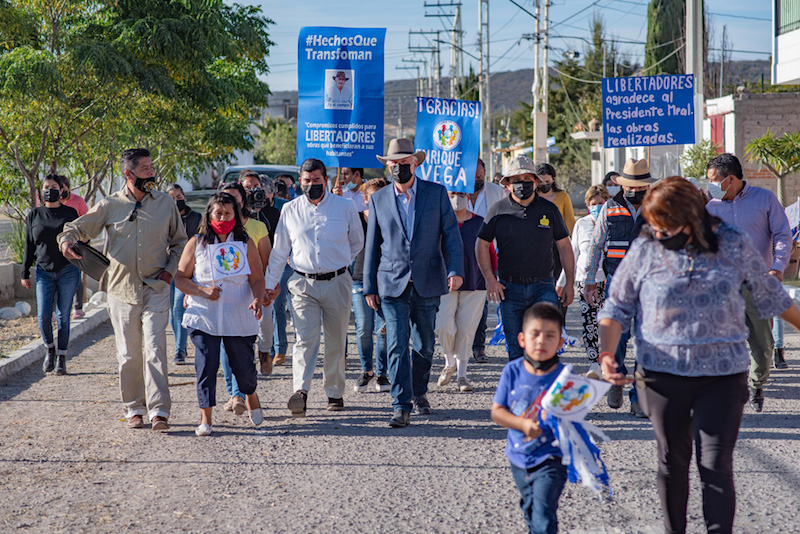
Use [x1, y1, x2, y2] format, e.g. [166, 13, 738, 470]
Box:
[476, 155, 575, 360]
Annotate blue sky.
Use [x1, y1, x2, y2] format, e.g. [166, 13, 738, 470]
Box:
[247, 1, 773, 92]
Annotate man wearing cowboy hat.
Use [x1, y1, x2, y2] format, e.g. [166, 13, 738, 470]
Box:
[364, 138, 464, 428]
[326, 70, 353, 109]
[475, 155, 574, 362]
[583, 157, 655, 417]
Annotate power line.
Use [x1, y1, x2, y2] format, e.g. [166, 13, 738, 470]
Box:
[506, 0, 537, 19]
[552, 0, 603, 29]
[708, 12, 770, 22]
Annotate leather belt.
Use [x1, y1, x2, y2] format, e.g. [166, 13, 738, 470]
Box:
[501, 275, 549, 285]
[294, 266, 347, 281]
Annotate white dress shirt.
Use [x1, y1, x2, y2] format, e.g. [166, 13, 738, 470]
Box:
[341, 187, 367, 211]
[265, 191, 364, 288]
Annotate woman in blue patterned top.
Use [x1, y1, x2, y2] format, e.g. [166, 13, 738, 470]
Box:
[597, 177, 800, 534]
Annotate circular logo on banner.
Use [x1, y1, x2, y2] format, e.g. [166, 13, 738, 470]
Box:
[210, 242, 247, 277]
[433, 120, 461, 151]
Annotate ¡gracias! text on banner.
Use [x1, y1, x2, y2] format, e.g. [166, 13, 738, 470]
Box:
[418, 99, 480, 119]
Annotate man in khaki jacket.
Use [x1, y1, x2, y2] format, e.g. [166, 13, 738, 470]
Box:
[59, 148, 187, 430]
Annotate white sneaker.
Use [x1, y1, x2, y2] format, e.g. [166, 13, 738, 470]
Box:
[195, 423, 212, 436]
[437, 365, 457, 386]
[586, 362, 603, 380]
[457, 377, 473, 392]
[249, 408, 263, 426]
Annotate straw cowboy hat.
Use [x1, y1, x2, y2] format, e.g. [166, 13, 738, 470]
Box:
[333, 71, 350, 81]
[499, 155, 538, 185]
[615, 158, 657, 187]
[376, 138, 426, 165]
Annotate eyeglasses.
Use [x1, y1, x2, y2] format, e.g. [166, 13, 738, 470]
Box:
[129, 201, 142, 222]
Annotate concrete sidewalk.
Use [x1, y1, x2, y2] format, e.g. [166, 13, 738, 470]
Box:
[0, 305, 798, 533]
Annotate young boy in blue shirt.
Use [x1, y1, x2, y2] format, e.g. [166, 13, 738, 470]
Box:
[491, 302, 567, 534]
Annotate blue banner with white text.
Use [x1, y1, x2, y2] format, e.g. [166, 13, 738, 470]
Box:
[296, 27, 385, 168]
[602, 74, 695, 148]
[414, 97, 481, 193]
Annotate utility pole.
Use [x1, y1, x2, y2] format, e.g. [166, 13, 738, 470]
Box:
[397, 64, 423, 96]
[542, 0, 549, 163]
[719, 24, 726, 97]
[478, 0, 492, 177]
[686, 0, 704, 143]
[450, 4, 462, 99]
[531, 0, 548, 164]
[409, 30, 443, 98]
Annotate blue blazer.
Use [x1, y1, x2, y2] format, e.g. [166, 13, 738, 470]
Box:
[364, 178, 464, 299]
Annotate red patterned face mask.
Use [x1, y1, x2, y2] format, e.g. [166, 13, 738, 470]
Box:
[210, 219, 236, 235]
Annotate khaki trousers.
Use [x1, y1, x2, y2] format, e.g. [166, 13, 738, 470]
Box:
[288, 271, 351, 399]
[257, 303, 275, 353]
[435, 290, 488, 363]
[108, 286, 171, 420]
[743, 287, 774, 390]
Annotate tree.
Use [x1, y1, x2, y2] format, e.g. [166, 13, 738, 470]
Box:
[644, 0, 684, 75]
[680, 139, 721, 179]
[745, 130, 800, 207]
[254, 116, 297, 165]
[456, 65, 479, 102]
[0, 0, 273, 211]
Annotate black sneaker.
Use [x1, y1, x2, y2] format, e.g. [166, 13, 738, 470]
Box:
[327, 397, 344, 411]
[173, 353, 185, 365]
[414, 395, 431, 415]
[375, 375, 391, 392]
[288, 390, 308, 418]
[353, 372, 375, 393]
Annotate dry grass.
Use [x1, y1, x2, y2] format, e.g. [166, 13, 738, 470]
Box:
[0, 297, 40, 357]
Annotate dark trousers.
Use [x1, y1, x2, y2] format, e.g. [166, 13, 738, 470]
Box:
[498, 277, 558, 360]
[510, 459, 567, 534]
[190, 330, 257, 408]
[638, 370, 748, 534]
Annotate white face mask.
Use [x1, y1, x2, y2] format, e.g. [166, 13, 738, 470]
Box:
[606, 185, 621, 197]
[707, 177, 729, 200]
[450, 195, 468, 212]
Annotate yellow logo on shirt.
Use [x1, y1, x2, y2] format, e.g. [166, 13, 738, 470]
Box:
[539, 215, 550, 228]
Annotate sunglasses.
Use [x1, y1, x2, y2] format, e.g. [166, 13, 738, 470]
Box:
[129, 201, 143, 222]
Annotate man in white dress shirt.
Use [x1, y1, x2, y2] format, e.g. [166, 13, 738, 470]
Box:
[467, 159, 506, 363]
[265, 158, 364, 417]
[332, 167, 367, 212]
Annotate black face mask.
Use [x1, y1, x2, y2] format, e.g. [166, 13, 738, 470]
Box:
[523, 353, 560, 372]
[537, 183, 553, 194]
[658, 230, 690, 251]
[624, 189, 646, 205]
[390, 163, 414, 184]
[176, 199, 186, 213]
[43, 188, 61, 203]
[60, 190, 69, 200]
[132, 173, 156, 193]
[302, 183, 325, 200]
[473, 180, 485, 193]
[511, 181, 535, 200]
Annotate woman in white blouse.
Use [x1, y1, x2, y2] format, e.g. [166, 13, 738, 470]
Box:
[176, 192, 266, 436]
[557, 185, 610, 379]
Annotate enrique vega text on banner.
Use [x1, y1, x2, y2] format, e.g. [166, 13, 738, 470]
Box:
[414, 97, 481, 193]
[602, 74, 695, 149]
[296, 27, 386, 168]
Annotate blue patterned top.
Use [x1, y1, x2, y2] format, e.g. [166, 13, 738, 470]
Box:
[597, 223, 793, 376]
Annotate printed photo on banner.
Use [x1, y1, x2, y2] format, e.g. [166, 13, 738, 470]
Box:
[602, 74, 695, 148]
[414, 96, 481, 194]
[296, 26, 385, 169]
[325, 69, 354, 110]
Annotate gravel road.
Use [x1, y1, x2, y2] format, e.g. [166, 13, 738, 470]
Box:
[0, 305, 799, 533]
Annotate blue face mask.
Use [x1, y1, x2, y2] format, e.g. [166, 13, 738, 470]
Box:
[346, 181, 358, 191]
[707, 177, 729, 200]
[589, 204, 603, 220]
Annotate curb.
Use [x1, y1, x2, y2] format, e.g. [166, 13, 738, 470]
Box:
[0, 305, 110, 384]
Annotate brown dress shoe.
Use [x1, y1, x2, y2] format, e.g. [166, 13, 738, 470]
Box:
[127, 415, 144, 429]
[151, 416, 169, 431]
[273, 353, 286, 366]
[259, 350, 273, 376]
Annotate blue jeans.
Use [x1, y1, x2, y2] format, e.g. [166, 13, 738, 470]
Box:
[169, 281, 188, 356]
[35, 264, 81, 353]
[510, 459, 568, 534]
[498, 278, 558, 361]
[773, 317, 784, 349]
[272, 263, 294, 355]
[382, 283, 440, 412]
[606, 274, 637, 402]
[220, 344, 243, 399]
[352, 281, 387, 376]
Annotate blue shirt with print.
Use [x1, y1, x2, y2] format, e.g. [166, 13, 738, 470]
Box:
[493, 359, 563, 469]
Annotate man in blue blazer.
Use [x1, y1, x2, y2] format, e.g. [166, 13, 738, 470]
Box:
[364, 138, 464, 428]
